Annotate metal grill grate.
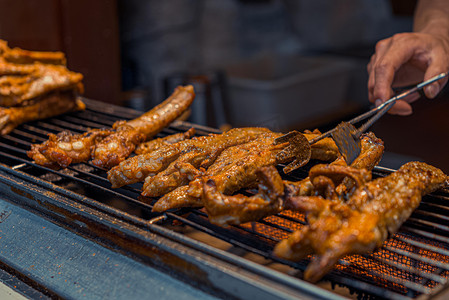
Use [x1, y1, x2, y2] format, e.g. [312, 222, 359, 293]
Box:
[1, 98, 449, 299]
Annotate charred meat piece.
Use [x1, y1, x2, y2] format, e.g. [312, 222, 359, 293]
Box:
[28, 85, 195, 169]
[135, 128, 196, 155]
[108, 127, 271, 189]
[274, 161, 448, 282]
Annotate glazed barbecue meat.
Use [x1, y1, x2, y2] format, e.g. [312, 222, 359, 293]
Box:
[29, 128, 111, 169]
[0, 91, 85, 136]
[142, 130, 281, 198]
[203, 165, 285, 226]
[135, 128, 196, 155]
[92, 85, 195, 168]
[109, 127, 271, 189]
[28, 85, 195, 169]
[283, 132, 384, 199]
[197, 132, 384, 227]
[0, 39, 84, 135]
[152, 131, 342, 214]
[273, 161, 448, 282]
[152, 131, 284, 212]
[0, 63, 83, 107]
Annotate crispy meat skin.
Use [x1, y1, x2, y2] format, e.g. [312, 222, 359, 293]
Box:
[28, 85, 195, 169]
[109, 127, 271, 189]
[0, 91, 85, 136]
[274, 162, 448, 282]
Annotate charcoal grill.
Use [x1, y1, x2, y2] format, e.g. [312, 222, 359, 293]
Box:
[1, 99, 449, 299]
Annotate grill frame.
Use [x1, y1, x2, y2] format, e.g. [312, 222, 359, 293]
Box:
[1, 98, 449, 299]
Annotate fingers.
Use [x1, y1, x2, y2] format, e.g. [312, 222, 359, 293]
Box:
[368, 34, 417, 104]
[423, 62, 449, 99]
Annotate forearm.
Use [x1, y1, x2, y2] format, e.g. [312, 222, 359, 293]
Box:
[414, 0, 449, 39]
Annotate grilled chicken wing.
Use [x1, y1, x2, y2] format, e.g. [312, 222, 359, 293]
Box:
[274, 161, 448, 282]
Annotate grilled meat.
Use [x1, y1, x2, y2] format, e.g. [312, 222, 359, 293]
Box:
[28, 85, 195, 169]
[152, 132, 340, 213]
[203, 165, 285, 227]
[0, 90, 85, 136]
[0, 39, 84, 135]
[135, 128, 196, 155]
[197, 132, 383, 227]
[109, 127, 271, 189]
[274, 161, 448, 282]
[91, 85, 195, 168]
[142, 129, 278, 197]
[152, 132, 284, 212]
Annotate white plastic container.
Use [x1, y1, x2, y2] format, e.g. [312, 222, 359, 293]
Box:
[223, 54, 362, 131]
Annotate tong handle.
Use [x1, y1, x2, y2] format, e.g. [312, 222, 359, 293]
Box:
[309, 72, 449, 144]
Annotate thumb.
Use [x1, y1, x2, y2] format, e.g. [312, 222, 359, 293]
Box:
[423, 66, 448, 99]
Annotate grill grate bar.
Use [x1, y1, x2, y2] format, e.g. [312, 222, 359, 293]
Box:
[384, 245, 449, 271]
[396, 235, 449, 260]
[407, 217, 449, 234]
[402, 226, 449, 245]
[370, 254, 447, 284]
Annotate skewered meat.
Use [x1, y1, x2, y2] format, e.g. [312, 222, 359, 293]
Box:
[0, 39, 84, 135]
[108, 127, 272, 188]
[28, 85, 195, 169]
[273, 161, 448, 282]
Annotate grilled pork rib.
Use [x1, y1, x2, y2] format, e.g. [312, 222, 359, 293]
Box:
[28, 85, 195, 169]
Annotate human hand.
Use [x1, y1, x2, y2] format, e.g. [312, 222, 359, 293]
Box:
[367, 32, 449, 115]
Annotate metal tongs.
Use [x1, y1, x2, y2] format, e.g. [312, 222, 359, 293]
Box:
[275, 72, 449, 173]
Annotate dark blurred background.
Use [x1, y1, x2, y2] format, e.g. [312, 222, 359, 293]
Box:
[1, 0, 449, 172]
